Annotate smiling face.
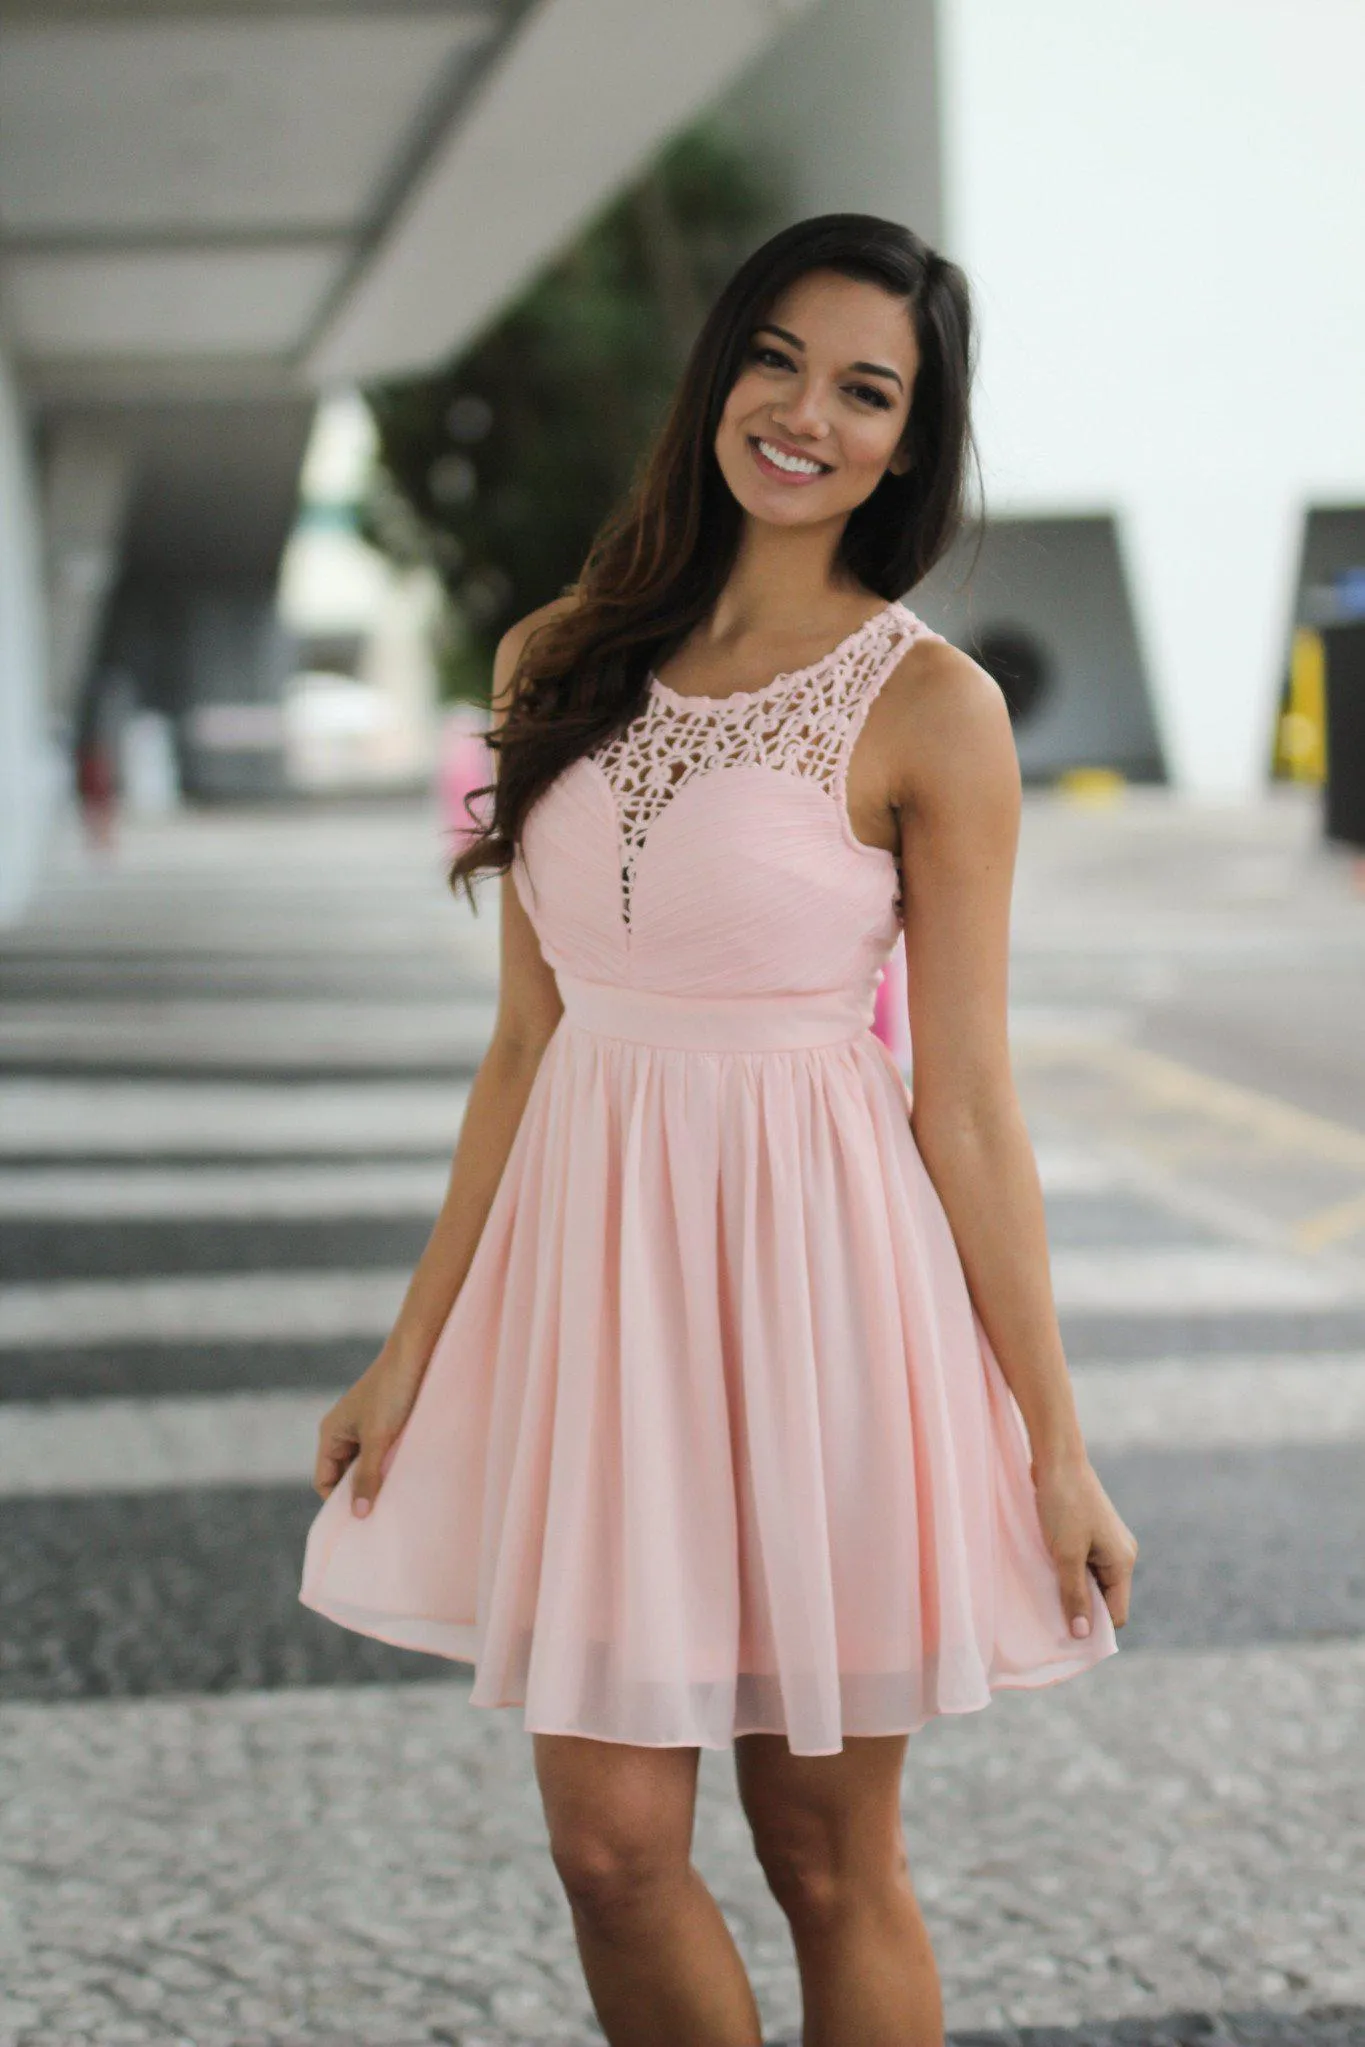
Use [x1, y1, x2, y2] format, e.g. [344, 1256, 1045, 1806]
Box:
[713, 267, 921, 533]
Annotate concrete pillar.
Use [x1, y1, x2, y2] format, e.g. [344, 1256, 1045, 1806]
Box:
[178, 587, 294, 801]
[1118, 489, 1306, 797]
[711, 0, 943, 243]
[0, 341, 54, 927]
[42, 421, 134, 727]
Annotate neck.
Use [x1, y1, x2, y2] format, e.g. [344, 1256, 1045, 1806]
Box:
[707, 515, 862, 643]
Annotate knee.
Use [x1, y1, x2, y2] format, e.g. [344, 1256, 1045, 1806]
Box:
[548, 1822, 683, 1932]
[752, 1827, 843, 1928]
[750, 1817, 909, 1932]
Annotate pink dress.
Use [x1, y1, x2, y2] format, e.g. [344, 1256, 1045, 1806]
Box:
[299, 599, 1117, 1756]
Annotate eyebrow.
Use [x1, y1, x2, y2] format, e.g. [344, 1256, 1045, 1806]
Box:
[754, 323, 905, 392]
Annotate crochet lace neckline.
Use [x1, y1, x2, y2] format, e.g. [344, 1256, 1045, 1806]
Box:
[647, 599, 908, 711]
[592, 597, 929, 936]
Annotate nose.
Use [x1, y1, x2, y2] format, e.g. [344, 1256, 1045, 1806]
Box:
[770, 379, 830, 442]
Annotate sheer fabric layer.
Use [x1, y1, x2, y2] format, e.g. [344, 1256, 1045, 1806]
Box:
[301, 1011, 1116, 1756]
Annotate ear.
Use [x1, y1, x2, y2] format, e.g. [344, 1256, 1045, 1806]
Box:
[886, 442, 912, 478]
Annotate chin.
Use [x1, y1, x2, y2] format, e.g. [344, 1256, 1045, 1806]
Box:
[718, 463, 834, 527]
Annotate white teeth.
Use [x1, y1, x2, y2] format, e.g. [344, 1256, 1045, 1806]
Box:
[756, 438, 826, 476]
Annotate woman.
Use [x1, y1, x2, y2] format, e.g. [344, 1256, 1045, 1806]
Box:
[301, 213, 1138, 2047]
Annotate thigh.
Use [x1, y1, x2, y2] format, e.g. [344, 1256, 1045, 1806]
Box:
[734, 1732, 910, 1876]
[532, 1733, 702, 1872]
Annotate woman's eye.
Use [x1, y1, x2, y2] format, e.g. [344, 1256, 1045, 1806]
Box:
[746, 348, 892, 409]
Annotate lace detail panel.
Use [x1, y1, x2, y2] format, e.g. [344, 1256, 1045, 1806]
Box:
[592, 607, 926, 932]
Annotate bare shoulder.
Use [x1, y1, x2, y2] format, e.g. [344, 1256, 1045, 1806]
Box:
[491, 591, 583, 724]
[498, 590, 581, 668]
[880, 632, 1019, 816]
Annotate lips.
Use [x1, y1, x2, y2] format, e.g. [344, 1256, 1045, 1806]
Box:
[748, 435, 834, 483]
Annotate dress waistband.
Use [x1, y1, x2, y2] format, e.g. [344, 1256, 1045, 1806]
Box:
[556, 973, 874, 1052]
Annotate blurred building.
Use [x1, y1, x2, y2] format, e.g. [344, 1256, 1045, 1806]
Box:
[277, 393, 442, 796]
[3, 0, 1363, 920]
[0, 0, 817, 921]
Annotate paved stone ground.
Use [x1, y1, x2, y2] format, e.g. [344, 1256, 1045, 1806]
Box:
[1, 1643, 1363, 2046]
[2, 787, 1364, 2046]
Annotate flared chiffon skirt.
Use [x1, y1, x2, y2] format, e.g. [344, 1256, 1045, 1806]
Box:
[300, 1008, 1117, 1756]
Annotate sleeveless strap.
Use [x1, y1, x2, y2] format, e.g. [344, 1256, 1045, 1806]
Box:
[832, 603, 942, 811]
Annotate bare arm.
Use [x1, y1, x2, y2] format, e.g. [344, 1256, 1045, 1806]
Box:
[889, 640, 1138, 1636]
[313, 600, 571, 1513]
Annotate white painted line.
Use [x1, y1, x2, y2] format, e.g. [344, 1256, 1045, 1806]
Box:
[1008, 1005, 1137, 1044]
[0, 1079, 471, 1157]
[0, 999, 498, 1068]
[1071, 1354, 1365, 1451]
[2, 1357, 1362, 1498]
[0, 1270, 409, 1347]
[1049, 1247, 1362, 1312]
[0, 1391, 332, 1495]
[0, 1162, 449, 1220]
[5, 1246, 1358, 1352]
[0, 1152, 1115, 1219]
[1032, 1145, 1126, 1194]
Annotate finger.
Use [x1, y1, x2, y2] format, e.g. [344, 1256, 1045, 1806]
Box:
[313, 1415, 359, 1498]
[1092, 1554, 1134, 1630]
[349, 1435, 395, 1519]
[1057, 1555, 1094, 1639]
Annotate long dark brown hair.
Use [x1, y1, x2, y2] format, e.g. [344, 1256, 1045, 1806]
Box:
[448, 212, 979, 905]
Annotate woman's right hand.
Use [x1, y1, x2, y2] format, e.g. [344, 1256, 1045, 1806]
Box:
[313, 1345, 426, 1517]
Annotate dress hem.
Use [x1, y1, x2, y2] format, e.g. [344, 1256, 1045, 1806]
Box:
[298, 1588, 1119, 1757]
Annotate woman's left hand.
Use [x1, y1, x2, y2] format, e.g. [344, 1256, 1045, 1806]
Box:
[1031, 1453, 1139, 1639]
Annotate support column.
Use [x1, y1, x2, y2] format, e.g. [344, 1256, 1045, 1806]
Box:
[43, 420, 134, 728]
[1118, 487, 1305, 797]
[0, 343, 53, 927]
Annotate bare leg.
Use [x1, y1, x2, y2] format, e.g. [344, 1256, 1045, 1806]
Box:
[736, 1731, 943, 2047]
[533, 1733, 764, 2047]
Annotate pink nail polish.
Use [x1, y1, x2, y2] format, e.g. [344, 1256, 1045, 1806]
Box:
[1071, 1614, 1091, 1639]
[353, 1497, 371, 1519]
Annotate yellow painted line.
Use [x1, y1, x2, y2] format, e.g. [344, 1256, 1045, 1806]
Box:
[1021, 1038, 1365, 1173]
[1293, 1188, 1365, 1254]
[1018, 1037, 1365, 1256]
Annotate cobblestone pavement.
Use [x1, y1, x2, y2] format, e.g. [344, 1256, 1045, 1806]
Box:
[1, 1643, 1363, 2046]
[1, 788, 1363, 2046]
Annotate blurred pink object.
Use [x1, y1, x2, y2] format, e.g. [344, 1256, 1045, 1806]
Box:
[871, 930, 911, 1074]
[439, 712, 495, 849]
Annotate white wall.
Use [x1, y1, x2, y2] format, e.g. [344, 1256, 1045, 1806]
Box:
[0, 337, 54, 926]
[937, 0, 1365, 793]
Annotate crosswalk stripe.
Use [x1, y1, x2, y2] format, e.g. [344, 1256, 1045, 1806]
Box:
[0, 998, 498, 1070]
[0, 1270, 409, 1345]
[0, 1079, 471, 1156]
[1070, 1354, 1365, 1450]
[2, 1357, 1362, 1497]
[0, 1162, 450, 1219]
[0, 1390, 331, 1493]
[6, 1246, 1358, 1349]
[0, 1149, 1118, 1219]
[6, 1247, 1361, 1349]
[1047, 1246, 1362, 1310]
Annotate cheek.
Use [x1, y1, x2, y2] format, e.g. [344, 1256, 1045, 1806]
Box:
[719, 371, 769, 434]
[844, 414, 903, 470]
